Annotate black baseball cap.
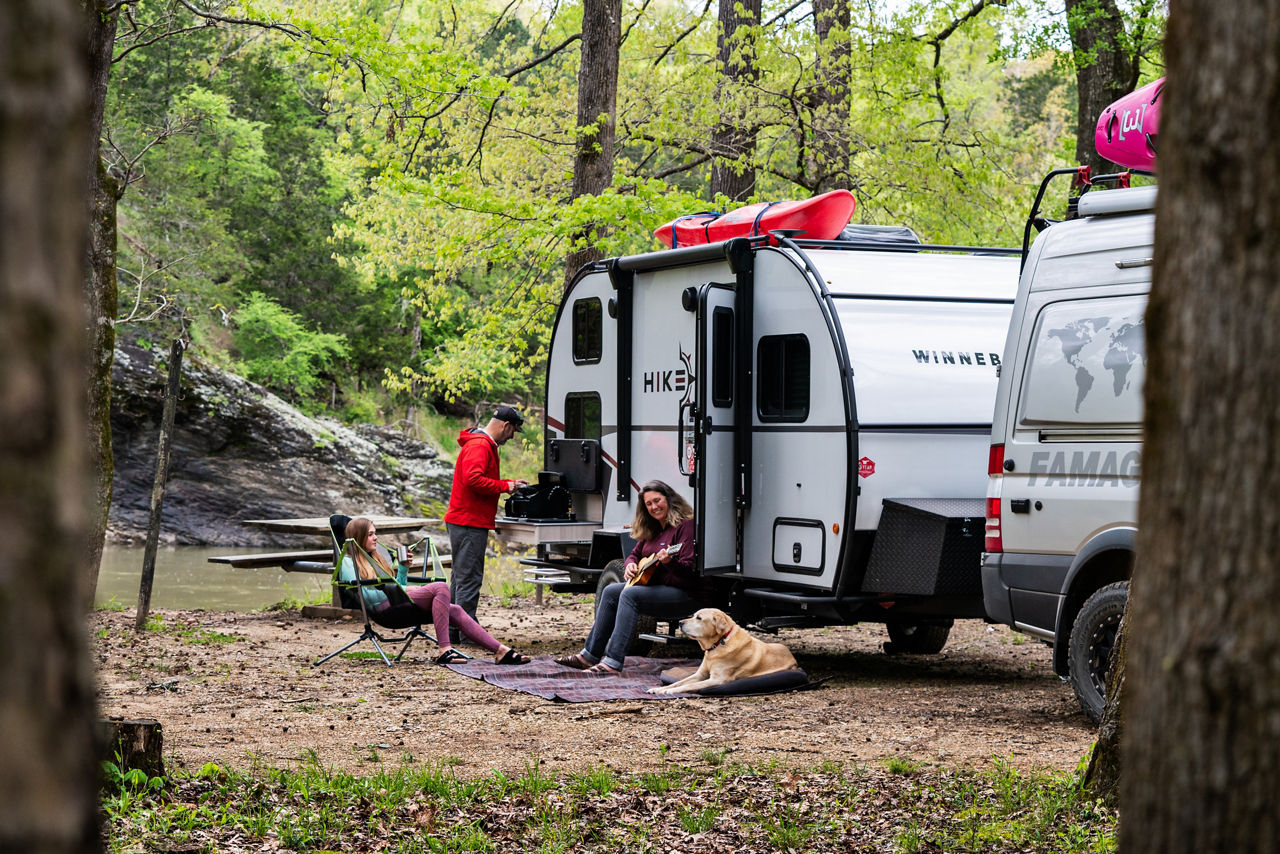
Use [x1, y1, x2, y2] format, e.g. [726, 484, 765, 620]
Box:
[494, 405, 525, 432]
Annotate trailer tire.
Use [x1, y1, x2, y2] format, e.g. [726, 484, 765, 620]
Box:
[1068, 581, 1128, 724]
[884, 621, 952, 655]
[594, 560, 657, 657]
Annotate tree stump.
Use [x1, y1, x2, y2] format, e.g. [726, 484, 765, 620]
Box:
[98, 717, 164, 779]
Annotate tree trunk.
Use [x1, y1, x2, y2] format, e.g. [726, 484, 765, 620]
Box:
[811, 0, 851, 193]
[709, 0, 761, 202]
[82, 0, 121, 605]
[0, 0, 103, 850]
[1084, 613, 1126, 801]
[98, 718, 165, 780]
[1121, 1, 1280, 849]
[1064, 0, 1139, 173]
[563, 0, 621, 289]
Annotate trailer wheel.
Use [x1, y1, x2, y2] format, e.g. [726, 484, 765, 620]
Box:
[884, 621, 952, 655]
[1068, 581, 1128, 724]
[594, 560, 657, 657]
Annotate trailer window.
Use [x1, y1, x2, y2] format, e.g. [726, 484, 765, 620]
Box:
[757, 334, 810, 421]
[572, 298, 603, 364]
[711, 306, 734, 407]
[564, 392, 602, 441]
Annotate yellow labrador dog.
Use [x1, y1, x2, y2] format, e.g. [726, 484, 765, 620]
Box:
[648, 608, 797, 695]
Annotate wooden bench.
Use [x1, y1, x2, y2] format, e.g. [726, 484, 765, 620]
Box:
[207, 549, 334, 572]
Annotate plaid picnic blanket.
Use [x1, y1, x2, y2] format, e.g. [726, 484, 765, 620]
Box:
[445, 655, 701, 702]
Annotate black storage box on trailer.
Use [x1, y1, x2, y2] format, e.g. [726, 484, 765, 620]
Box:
[860, 498, 985, 597]
[546, 439, 603, 491]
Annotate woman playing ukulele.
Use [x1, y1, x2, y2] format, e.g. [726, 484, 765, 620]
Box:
[555, 481, 710, 674]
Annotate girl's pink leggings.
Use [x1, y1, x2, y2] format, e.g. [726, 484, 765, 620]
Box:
[402, 581, 501, 653]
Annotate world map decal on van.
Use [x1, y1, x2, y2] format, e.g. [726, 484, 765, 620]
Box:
[1020, 296, 1147, 425]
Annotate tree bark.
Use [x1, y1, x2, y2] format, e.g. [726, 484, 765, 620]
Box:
[811, 0, 851, 193]
[709, 0, 761, 202]
[1063, 0, 1139, 173]
[1083, 613, 1125, 801]
[1121, 1, 1280, 849]
[82, 0, 121, 605]
[0, 0, 103, 850]
[563, 0, 621, 289]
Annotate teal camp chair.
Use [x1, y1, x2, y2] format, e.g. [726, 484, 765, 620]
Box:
[313, 513, 448, 667]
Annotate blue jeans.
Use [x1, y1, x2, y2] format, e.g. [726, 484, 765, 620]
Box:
[581, 582, 701, 671]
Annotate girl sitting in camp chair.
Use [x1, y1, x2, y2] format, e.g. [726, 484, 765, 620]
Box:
[341, 516, 530, 666]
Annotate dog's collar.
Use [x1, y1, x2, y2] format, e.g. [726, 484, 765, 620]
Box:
[714, 625, 735, 648]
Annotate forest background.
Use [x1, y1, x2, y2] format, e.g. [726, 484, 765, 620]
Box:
[103, 0, 1162, 443]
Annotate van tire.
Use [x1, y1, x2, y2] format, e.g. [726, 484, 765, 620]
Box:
[884, 621, 952, 655]
[1068, 581, 1129, 724]
[594, 560, 657, 657]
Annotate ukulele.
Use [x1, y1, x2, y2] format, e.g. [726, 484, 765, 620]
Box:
[624, 542, 684, 588]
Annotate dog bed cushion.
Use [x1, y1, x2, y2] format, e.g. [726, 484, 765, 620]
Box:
[658, 667, 810, 696]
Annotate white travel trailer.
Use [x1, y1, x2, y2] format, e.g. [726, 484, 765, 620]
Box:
[501, 229, 1019, 652]
[982, 169, 1153, 721]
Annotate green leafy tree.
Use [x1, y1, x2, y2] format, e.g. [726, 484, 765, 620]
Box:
[232, 292, 348, 402]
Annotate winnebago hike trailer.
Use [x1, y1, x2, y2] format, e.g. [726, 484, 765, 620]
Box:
[497, 229, 1019, 654]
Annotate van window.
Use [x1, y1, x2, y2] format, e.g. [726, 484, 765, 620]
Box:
[572, 298, 602, 364]
[1018, 295, 1146, 427]
[564, 392, 602, 441]
[757, 334, 810, 421]
[711, 306, 734, 407]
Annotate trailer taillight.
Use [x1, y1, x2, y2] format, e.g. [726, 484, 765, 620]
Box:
[985, 497, 1002, 552]
[988, 443, 1005, 476]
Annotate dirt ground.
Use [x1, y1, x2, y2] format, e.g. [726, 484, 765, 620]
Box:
[92, 595, 1096, 779]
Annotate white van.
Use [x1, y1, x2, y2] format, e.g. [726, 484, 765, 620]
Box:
[982, 173, 1154, 721]
[501, 228, 1019, 653]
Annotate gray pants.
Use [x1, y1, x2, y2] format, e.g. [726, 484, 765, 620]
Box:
[447, 523, 489, 632]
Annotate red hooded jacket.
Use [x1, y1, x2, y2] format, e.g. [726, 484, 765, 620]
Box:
[443, 428, 514, 529]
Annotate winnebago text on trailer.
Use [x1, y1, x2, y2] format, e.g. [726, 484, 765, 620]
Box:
[499, 223, 1020, 653]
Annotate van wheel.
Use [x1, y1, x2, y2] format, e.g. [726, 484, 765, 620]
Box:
[1068, 581, 1129, 724]
[884, 621, 952, 655]
[594, 560, 657, 657]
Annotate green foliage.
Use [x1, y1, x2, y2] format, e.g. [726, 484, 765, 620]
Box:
[232, 292, 349, 402]
[101, 755, 1117, 853]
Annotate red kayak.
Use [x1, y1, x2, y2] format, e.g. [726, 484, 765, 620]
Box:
[655, 189, 856, 248]
[1095, 77, 1163, 173]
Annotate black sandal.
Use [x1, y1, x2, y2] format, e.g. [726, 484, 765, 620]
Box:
[435, 648, 469, 665]
[496, 648, 531, 666]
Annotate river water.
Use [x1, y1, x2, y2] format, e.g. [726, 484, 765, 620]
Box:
[95, 545, 530, 612]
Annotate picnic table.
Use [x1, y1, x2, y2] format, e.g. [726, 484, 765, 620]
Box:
[209, 515, 441, 573]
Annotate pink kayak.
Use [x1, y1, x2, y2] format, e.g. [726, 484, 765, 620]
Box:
[655, 189, 856, 248]
[1095, 77, 1163, 172]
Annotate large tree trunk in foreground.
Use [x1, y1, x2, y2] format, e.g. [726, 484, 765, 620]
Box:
[563, 0, 621, 288]
[1064, 0, 1139, 173]
[1121, 0, 1280, 849]
[82, 0, 121, 604]
[709, 0, 761, 202]
[0, 0, 103, 851]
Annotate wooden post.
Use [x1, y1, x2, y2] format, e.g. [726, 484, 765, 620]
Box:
[135, 339, 184, 632]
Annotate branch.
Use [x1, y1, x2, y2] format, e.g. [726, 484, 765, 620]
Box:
[113, 24, 215, 64]
[652, 0, 712, 67]
[504, 33, 582, 79]
[621, 0, 654, 46]
[175, 0, 313, 43]
[764, 0, 808, 30]
[920, 0, 1010, 138]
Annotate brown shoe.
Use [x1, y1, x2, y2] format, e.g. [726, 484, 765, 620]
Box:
[554, 653, 590, 670]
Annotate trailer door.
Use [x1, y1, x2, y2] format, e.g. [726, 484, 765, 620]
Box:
[696, 284, 738, 573]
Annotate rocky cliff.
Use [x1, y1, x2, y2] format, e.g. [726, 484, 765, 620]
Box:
[108, 340, 453, 546]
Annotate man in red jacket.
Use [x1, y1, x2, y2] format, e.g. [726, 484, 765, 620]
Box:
[444, 406, 529, 638]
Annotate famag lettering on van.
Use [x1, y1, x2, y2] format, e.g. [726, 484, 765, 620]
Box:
[912, 349, 1002, 367]
[1027, 450, 1141, 486]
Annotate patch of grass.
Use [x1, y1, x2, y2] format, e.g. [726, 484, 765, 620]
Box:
[568, 764, 618, 797]
[885, 756, 922, 776]
[101, 756, 1117, 854]
[701, 747, 730, 767]
[96, 596, 128, 612]
[179, 629, 238, 645]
